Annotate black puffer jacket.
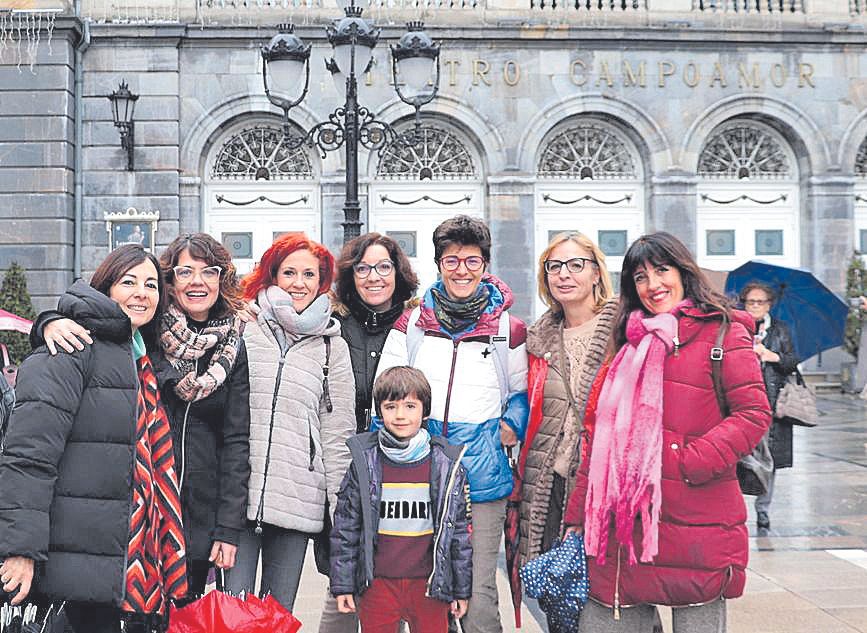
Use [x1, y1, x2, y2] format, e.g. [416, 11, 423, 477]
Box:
[0, 281, 138, 605]
[151, 340, 250, 562]
[759, 318, 799, 469]
[334, 299, 404, 433]
[330, 433, 472, 603]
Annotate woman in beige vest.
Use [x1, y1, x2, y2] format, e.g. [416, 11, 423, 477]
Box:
[517, 231, 616, 632]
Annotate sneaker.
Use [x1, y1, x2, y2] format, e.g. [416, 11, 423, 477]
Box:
[757, 511, 770, 529]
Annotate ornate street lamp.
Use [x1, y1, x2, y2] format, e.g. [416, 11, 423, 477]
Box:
[261, 11, 440, 243]
[107, 80, 139, 171]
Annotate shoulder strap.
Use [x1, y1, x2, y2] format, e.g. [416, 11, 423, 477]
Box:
[710, 318, 729, 417]
[405, 307, 424, 367]
[322, 336, 333, 413]
[490, 311, 511, 411]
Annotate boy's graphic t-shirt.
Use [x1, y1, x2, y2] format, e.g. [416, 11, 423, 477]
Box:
[374, 454, 435, 579]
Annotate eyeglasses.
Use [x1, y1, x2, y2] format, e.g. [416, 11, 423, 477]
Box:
[173, 265, 222, 285]
[744, 299, 771, 306]
[544, 257, 596, 275]
[439, 255, 486, 272]
[353, 260, 395, 279]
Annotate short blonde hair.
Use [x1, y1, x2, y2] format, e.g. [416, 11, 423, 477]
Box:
[537, 231, 614, 314]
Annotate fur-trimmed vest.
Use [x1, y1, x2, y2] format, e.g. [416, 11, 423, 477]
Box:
[518, 301, 616, 566]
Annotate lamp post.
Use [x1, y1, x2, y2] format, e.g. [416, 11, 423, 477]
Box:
[261, 7, 440, 243]
[107, 80, 139, 171]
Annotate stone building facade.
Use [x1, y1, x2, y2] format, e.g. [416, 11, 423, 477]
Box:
[1, 0, 866, 329]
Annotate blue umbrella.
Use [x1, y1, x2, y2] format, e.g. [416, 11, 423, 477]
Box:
[724, 260, 849, 361]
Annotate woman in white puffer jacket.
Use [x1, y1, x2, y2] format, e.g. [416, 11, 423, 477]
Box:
[224, 233, 355, 613]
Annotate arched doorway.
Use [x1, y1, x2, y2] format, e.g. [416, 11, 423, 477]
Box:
[533, 119, 646, 315]
[203, 122, 319, 274]
[696, 120, 800, 270]
[368, 123, 485, 292]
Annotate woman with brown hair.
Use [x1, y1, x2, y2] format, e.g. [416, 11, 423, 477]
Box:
[333, 232, 419, 433]
[0, 244, 187, 633]
[517, 231, 616, 632]
[564, 232, 771, 632]
[37, 233, 251, 597]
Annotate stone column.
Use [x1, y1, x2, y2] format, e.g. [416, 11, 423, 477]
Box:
[804, 175, 854, 293]
[649, 172, 698, 252]
[488, 175, 536, 323]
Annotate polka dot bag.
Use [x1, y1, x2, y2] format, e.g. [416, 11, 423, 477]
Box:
[519, 531, 590, 631]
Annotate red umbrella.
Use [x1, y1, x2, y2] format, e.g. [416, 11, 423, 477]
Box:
[0, 309, 32, 335]
[167, 590, 301, 633]
[504, 447, 523, 628]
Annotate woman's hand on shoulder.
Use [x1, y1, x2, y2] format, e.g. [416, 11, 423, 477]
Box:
[0, 556, 34, 605]
[43, 318, 92, 356]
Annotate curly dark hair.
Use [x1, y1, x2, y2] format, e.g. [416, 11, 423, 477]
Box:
[159, 233, 245, 319]
[739, 281, 776, 305]
[432, 215, 491, 263]
[335, 232, 419, 310]
[613, 231, 732, 353]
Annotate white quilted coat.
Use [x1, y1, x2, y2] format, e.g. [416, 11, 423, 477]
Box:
[244, 314, 355, 533]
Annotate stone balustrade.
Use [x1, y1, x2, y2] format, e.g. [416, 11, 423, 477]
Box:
[62, 0, 857, 25]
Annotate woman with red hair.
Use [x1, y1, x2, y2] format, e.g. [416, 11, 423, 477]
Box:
[224, 234, 356, 612]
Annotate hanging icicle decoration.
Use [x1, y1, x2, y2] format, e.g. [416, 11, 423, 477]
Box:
[46, 10, 56, 56]
[0, 11, 9, 59]
[15, 10, 24, 73]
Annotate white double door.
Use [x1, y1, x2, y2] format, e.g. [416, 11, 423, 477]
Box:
[204, 183, 320, 275]
[696, 182, 799, 272]
[368, 183, 485, 294]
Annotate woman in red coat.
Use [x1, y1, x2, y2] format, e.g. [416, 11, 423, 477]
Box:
[564, 232, 771, 633]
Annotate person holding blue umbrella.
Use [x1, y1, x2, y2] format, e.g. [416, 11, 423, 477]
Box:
[740, 281, 799, 531]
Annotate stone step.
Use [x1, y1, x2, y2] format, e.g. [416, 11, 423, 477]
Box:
[800, 371, 842, 393]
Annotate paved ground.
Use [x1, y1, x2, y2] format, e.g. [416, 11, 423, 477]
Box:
[290, 393, 867, 633]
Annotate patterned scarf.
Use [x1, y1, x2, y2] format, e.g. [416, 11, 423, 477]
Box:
[583, 301, 690, 566]
[430, 284, 491, 335]
[121, 354, 188, 615]
[159, 303, 242, 402]
[378, 427, 431, 463]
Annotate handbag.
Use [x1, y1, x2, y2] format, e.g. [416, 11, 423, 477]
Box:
[711, 319, 774, 496]
[519, 531, 589, 631]
[774, 369, 817, 427]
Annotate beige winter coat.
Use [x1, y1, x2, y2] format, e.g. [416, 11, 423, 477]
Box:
[244, 314, 355, 534]
[518, 301, 616, 566]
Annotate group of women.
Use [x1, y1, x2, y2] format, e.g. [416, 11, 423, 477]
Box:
[0, 214, 779, 633]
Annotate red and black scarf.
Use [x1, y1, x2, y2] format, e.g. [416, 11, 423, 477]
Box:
[121, 354, 188, 615]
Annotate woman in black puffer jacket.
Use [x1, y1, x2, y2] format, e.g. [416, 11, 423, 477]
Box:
[321, 233, 418, 633]
[333, 233, 419, 433]
[37, 233, 251, 596]
[0, 245, 187, 633]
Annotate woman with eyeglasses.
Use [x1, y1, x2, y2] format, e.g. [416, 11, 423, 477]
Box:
[36, 233, 251, 598]
[374, 215, 529, 633]
[516, 231, 616, 632]
[333, 233, 420, 434]
[317, 234, 420, 633]
[223, 233, 355, 612]
[739, 281, 798, 531]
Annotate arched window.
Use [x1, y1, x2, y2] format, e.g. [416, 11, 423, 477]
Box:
[376, 126, 476, 180]
[698, 123, 791, 180]
[537, 123, 637, 180]
[211, 125, 312, 181]
[855, 136, 867, 178]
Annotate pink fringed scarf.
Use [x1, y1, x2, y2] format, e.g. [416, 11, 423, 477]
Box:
[583, 301, 689, 566]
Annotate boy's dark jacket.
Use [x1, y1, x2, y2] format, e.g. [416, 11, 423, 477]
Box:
[329, 432, 473, 603]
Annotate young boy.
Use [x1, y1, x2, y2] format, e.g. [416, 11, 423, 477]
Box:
[330, 366, 472, 633]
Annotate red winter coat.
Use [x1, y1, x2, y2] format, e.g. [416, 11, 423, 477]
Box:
[564, 307, 771, 610]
